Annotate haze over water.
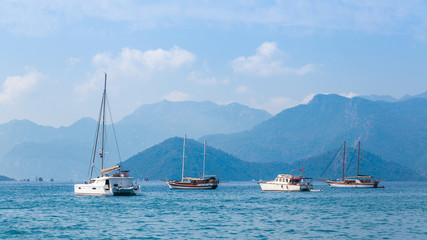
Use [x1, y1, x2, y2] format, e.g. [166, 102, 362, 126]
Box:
[0, 181, 426, 239]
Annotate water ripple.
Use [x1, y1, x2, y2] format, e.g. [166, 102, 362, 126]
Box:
[0, 181, 426, 239]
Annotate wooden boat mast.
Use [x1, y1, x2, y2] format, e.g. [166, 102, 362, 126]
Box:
[203, 140, 206, 179]
[182, 134, 186, 181]
[357, 141, 360, 177]
[342, 141, 346, 181]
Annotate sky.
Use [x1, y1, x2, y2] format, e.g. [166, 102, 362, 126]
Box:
[0, 0, 427, 127]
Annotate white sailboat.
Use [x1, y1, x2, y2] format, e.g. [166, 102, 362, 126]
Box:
[74, 74, 141, 196]
[165, 135, 219, 190]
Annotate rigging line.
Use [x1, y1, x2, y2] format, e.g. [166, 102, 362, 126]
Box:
[87, 125, 100, 179]
[319, 143, 344, 178]
[105, 94, 122, 167]
[89, 94, 104, 180]
[344, 146, 358, 176]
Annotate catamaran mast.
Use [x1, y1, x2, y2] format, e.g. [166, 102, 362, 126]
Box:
[342, 141, 346, 181]
[182, 134, 186, 181]
[203, 140, 206, 179]
[89, 75, 105, 180]
[100, 73, 107, 176]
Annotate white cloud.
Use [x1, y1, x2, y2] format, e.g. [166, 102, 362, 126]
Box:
[93, 46, 196, 75]
[187, 71, 216, 85]
[236, 85, 250, 94]
[0, 71, 43, 104]
[339, 92, 359, 98]
[75, 46, 196, 100]
[231, 42, 316, 76]
[259, 96, 300, 115]
[162, 91, 192, 102]
[302, 93, 317, 104]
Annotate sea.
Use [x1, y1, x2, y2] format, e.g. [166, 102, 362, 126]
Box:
[0, 181, 426, 239]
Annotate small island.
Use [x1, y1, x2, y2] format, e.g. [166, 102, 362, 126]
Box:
[0, 175, 15, 181]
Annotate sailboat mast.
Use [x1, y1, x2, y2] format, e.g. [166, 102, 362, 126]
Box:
[357, 141, 360, 177]
[203, 140, 206, 179]
[342, 141, 346, 181]
[89, 74, 105, 180]
[100, 73, 107, 176]
[181, 134, 186, 181]
[90, 102, 102, 179]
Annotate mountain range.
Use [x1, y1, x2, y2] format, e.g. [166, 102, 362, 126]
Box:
[116, 100, 271, 158]
[203, 94, 427, 175]
[0, 101, 271, 180]
[359, 90, 427, 102]
[1, 92, 427, 181]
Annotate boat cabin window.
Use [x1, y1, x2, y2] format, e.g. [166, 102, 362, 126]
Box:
[105, 179, 110, 186]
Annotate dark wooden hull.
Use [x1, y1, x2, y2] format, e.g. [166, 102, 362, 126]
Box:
[166, 180, 219, 190]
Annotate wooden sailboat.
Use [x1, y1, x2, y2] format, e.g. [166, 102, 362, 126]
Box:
[74, 74, 141, 196]
[321, 141, 381, 188]
[165, 135, 219, 190]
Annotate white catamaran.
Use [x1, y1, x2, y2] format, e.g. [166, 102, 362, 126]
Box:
[74, 74, 141, 196]
[165, 135, 219, 190]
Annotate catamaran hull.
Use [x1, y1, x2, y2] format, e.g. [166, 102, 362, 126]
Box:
[166, 182, 218, 190]
[74, 184, 114, 196]
[112, 187, 142, 196]
[74, 176, 142, 196]
[75, 185, 142, 196]
[259, 183, 313, 192]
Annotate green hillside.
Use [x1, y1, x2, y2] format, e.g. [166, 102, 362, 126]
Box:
[122, 137, 423, 181]
[123, 137, 293, 181]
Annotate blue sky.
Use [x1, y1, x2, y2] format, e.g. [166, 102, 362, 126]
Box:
[0, 0, 426, 127]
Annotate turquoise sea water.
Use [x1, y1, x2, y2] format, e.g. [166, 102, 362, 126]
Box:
[0, 181, 426, 239]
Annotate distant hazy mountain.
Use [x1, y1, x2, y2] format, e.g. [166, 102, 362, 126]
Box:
[2, 139, 93, 181]
[116, 100, 271, 158]
[358, 95, 397, 102]
[359, 90, 427, 102]
[0, 119, 58, 157]
[123, 137, 422, 181]
[0, 175, 15, 181]
[399, 90, 427, 101]
[203, 94, 427, 174]
[0, 101, 271, 180]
